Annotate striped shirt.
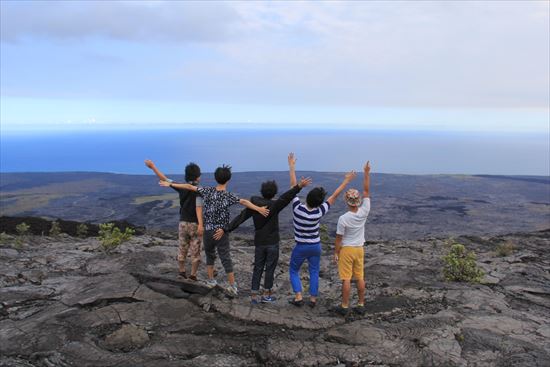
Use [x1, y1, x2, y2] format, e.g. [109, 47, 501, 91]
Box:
[292, 197, 331, 244]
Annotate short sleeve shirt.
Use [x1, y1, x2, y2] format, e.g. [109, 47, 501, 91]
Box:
[197, 186, 240, 230]
[292, 197, 331, 244]
[336, 198, 371, 247]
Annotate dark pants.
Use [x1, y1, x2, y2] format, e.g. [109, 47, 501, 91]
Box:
[203, 230, 233, 273]
[251, 243, 279, 292]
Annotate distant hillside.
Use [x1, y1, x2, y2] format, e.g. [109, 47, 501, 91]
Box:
[1, 171, 549, 240]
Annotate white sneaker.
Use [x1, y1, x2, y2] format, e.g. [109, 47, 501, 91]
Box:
[206, 279, 218, 288]
[226, 283, 238, 297]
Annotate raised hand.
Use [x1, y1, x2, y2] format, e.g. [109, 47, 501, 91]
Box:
[299, 177, 312, 188]
[144, 159, 155, 169]
[159, 180, 170, 187]
[364, 161, 371, 173]
[288, 152, 296, 167]
[213, 228, 224, 241]
[344, 170, 357, 182]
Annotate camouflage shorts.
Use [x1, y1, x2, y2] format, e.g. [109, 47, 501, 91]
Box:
[178, 221, 202, 263]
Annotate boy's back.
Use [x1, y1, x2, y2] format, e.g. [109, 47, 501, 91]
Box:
[337, 198, 370, 246]
[197, 186, 240, 230]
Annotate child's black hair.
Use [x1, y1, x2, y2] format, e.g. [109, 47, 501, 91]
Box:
[306, 187, 327, 208]
[260, 180, 278, 199]
[185, 162, 201, 182]
[214, 164, 232, 184]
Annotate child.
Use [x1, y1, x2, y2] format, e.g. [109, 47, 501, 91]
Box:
[160, 164, 269, 296]
[145, 159, 203, 280]
[288, 153, 356, 307]
[333, 161, 371, 316]
[213, 154, 312, 304]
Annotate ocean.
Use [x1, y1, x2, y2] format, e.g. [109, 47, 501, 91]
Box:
[1, 128, 548, 175]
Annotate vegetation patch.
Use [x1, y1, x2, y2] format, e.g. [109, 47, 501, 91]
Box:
[442, 243, 484, 283]
[49, 221, 62, 237]
[98, 223, 135, 253]
[495, 241, 515, 257]
[132, 194, 178, 208]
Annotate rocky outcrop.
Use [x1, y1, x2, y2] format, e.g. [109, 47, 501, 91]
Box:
[1, 230, 549, 366]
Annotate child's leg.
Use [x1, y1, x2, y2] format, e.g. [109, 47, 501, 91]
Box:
[354, 247, 366, 305]
[177, 222, 191, 274]
[263, 243, 279, 294]
[338, 246, 354, 307]
[289, 245, 307, 300]
[307, 243, 322, 301]
[202, 230, 217, 280]
[188, 223, 202, 277]
[215, 232, 234, 283]
[251, 246, 268, 295]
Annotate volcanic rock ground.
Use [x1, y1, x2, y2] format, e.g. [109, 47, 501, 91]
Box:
[1, 229, 549, 366]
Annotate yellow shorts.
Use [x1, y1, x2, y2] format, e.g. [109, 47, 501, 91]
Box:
[338, 246, 364, 280]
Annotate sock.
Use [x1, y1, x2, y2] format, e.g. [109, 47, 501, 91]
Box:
[341, 304, 349, 309]
[357, 303, 364, 307]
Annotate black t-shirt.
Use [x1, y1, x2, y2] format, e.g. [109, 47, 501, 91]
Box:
[172, 182, 201, 223]
[225, 185, 302, 246]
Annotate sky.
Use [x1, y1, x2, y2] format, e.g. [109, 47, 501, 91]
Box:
[0, 1, 549, 133]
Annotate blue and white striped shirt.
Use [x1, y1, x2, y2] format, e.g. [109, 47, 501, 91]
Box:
[292, 197, 330, 244]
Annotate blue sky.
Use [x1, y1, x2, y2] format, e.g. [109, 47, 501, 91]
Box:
[1, 1, 549, 133]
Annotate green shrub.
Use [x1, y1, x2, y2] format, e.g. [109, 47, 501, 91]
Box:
[49, 221, 62, 237]
[76, 223, 89, 238]
[495, 241, 515, 257]
[16, 222, 30, 236]
[98, 223, 135, 253]
[442, 243, 484, 283]
[0, 232, 11, 245]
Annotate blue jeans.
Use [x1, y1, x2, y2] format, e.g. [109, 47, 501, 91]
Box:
[289, 242, 321, 297]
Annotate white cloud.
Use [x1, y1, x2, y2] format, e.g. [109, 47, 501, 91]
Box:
[0, 1, 242, 43]
[1, 1, 548, 110]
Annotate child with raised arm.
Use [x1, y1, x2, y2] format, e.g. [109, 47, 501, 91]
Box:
[145, 159, 204, 280]
[333, 161, 371, 316]
[213, 154, 312, 304]
[159, 164, 269, 296]
[288, 153, 356, 307]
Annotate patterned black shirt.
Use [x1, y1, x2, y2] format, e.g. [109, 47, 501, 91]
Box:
[197, 186, 240, 230]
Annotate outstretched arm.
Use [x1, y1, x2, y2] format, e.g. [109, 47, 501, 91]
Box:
[272, 177, 312, 213]
[159, 181, 198, 192]
[196, 205, 204, 237]
[145, 159, 170, 181]
[363, 161, 371, 198]
[213, 208, 253, 241]
[288, 152, 297, 187]
[326, 171, 357, 206]
[239, 198, 269, 217]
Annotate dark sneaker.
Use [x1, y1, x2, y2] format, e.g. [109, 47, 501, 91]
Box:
[332, 305, 350, 316]
[353, 305, 366, 315]
[178, 272, 188, 279]
[307, 300, 317, 308]
[261, 295, 276, 303]
[288, 299, 305, 307]
[188, 275, 197, 281]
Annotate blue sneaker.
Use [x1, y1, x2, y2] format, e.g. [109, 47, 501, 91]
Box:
[251, 298, 259, 305]
[261, 295, 276, 303]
